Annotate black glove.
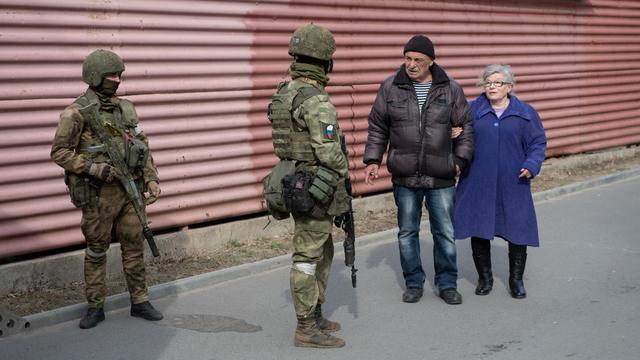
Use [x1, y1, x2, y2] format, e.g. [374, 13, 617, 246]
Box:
[88, 163, 120, 183]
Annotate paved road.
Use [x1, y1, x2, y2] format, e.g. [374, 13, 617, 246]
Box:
[2, 176, 640, 360]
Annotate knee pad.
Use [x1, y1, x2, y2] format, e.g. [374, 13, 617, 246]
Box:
[292, 262, 317, 276]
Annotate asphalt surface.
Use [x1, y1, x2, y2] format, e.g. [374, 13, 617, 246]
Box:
[2, 173, 639, 360]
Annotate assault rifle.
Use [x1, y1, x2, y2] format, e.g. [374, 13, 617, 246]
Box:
[78, 102, 160, 257]
[334, 135, 357, 288]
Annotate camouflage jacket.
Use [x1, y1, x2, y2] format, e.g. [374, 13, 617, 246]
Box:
[282, 77, 348, 178]
[50, 88, 159, 185]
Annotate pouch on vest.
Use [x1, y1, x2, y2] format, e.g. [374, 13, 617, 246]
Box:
[126, 137, 149, 171]
[283, 170, 315, 216]
[283, 169, 330, 219]
[262, 159, 296, 219]
[65, 172, 100, 208]
[309, 166, 339, 205]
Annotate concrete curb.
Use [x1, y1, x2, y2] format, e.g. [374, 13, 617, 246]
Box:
[24, 226, 399, 330]
[532, 166, 640, 202]
[23, 166, 640, 330]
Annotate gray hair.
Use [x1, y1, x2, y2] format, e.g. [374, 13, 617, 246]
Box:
[478, 64, 516, 87]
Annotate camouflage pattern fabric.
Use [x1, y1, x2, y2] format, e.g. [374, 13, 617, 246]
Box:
[282, 71, 347, 319]
[82, 183, 148, 308]
[51, 89, 158, 184]
[292, 83, 348, 178]
[51, 52, 157, 308]
[51, 92, 155, 307]
[288, 23, 336, 61]
[272, 24, 348, 321]
[290, 214, 334, 318]
[82, 49, 125, 87]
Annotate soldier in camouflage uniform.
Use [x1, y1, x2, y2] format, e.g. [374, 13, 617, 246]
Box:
[51, 49, 163, 329]
[267, 24, 350, 348]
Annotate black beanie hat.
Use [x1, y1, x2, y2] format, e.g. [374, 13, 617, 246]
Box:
[403, 35, 435, 59]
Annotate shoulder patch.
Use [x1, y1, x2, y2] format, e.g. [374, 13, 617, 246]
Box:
[322, 123, 335, 140]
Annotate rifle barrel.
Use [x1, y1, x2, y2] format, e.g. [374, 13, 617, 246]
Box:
[143, 226, 160, 257]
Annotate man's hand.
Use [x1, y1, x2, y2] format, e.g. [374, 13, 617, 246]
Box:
[364, 164, 380, 185]
[145, 181, 161, 205]
[519, 168, 532, 179]
[451, 127, 463, 139]
[89, 163, 120, 183]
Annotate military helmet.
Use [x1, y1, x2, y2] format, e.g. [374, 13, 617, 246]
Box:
[288, 24, 336, 61]
[82, 49, 125, 87]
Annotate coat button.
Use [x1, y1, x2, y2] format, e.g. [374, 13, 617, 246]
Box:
[493, 122, 499, 127]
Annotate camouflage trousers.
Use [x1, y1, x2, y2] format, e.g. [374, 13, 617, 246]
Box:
[80, 183, 148, 308]
[290, 214, 334, 319]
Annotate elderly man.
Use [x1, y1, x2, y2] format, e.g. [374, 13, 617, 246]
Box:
[363, 35, 474, 305]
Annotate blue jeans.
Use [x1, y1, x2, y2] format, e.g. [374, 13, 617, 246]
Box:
[393, 185, 457, 290]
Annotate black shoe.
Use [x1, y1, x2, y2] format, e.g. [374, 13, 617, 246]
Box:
[79, 307, 105, 329]
[439, 288, 462, 305]
[131, 301, 163, 321]
[402, 287, 423, 303]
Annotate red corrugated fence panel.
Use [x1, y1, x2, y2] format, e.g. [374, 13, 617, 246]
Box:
[1, 0, 639, 257]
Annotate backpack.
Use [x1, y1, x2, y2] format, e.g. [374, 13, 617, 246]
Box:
[262, 159, 296, 219]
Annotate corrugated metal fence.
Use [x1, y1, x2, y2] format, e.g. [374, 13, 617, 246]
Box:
[1, 0, 639, 258]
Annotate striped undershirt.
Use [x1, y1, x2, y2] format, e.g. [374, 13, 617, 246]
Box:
[413, 81, 432, 112]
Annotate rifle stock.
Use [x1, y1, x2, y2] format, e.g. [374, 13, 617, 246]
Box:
[78, 102, 160, 257]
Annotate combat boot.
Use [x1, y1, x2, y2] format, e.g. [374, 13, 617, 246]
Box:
[79, 307, 105, 329]
[131, 301, 163, 321]
[314, 304, 341, 333]
[294, 317, 345, 348]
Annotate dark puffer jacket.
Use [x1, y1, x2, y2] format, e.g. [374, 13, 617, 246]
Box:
[363, 63, 474, 189]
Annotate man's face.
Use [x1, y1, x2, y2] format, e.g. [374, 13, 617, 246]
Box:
[404, 51, 432, 83]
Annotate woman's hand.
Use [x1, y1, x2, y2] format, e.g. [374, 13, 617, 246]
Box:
[519, 168, 532, 179]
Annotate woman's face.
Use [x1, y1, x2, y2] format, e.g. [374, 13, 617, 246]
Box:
[483, 72, 513, 104]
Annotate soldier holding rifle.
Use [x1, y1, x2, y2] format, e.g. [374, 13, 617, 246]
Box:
[51, 49, 162, 329]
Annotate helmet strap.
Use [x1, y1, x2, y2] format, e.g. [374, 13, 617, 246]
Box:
[324, 59, 333, 74]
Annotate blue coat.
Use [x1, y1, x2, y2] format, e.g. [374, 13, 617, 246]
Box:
[454, 94, 547, 246]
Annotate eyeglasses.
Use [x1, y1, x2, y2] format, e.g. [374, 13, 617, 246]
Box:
[482, 81, 512, 88]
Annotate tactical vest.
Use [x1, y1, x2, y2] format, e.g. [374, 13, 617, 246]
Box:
[74, 92, 149, 175]
[264, 80, 351, 219]
[267, 80, 322, 161]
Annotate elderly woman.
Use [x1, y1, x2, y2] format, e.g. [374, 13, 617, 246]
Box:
[454, 64, 547, 299]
